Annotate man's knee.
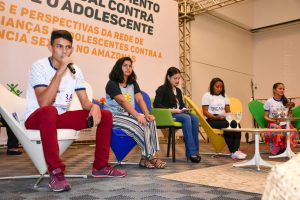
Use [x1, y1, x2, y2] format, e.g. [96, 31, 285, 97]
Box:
[101, 110, 113, 122]
[38, 106, 58, 122]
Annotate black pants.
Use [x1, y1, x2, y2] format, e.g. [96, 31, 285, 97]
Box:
[206, 118, 241, 153]
[0, 118, 19, 149]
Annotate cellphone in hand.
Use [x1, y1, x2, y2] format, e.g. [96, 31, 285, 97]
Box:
[87, 116, 94, 128]
[182, 108, 191, 113]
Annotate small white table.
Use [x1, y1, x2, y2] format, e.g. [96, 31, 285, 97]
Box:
[222, 127, 296, 171]
[269, 117, 300, 159]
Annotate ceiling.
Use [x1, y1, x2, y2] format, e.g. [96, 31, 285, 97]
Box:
[205, 0, 300, 32]
[179, 0, 300, 32]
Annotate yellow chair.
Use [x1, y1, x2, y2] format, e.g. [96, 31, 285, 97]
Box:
[184, 96, 226, 154]
[229, 97, 243, 113]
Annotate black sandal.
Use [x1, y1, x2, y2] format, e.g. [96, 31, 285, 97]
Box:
[7, 149, 22, 155]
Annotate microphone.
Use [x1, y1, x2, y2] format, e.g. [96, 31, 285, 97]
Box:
[67, 63, 76, 74]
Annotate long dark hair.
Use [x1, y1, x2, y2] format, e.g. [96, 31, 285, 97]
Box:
[163, 67, 181, 106]
[209, 77, 225, 97]
[273, 82, 288, 106]
[109, 57, 137, 84]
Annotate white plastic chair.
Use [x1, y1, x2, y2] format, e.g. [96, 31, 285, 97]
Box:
[0, 83, 92, 188]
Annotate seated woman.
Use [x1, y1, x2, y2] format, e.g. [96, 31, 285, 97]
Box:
[104, 57, 167, 169]
[263, 82, 298, 155]
[201, 77, 246, 160]
[0, 118, 22, 155]
[153, 67, 201, 163]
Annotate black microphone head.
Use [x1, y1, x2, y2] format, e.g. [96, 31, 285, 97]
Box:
[67, 63, 76, 74]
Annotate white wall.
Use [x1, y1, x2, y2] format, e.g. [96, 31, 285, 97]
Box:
[190, 0, 300, 133]
[190, 14, 253, 128]
[253, 23, 300, 105]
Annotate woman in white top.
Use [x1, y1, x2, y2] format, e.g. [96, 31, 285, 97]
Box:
[202, 77, 246, 160]
[263, 82, 298, 155]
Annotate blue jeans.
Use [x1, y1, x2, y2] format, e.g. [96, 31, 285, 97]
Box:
[173, 113, 199, 157]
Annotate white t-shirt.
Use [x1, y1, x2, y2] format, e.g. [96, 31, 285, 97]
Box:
[264, 97, 285, 119]
[201, 92, 229, 116]
[24, 57, 85, 120]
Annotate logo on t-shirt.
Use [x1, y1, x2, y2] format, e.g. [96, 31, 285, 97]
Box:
[66, 93, 72, 103]
[211, 106, 224, 112]
[124, 92, 132, 102]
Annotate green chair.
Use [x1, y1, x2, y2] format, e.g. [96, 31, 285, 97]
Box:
[151, 107, 182, 162]
[248, 100, 268, 128]
[292, 105, 300, 130]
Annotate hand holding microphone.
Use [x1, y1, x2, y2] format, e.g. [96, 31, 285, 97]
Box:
[67, 63, 76, 74]
[60, 56, 76, 74]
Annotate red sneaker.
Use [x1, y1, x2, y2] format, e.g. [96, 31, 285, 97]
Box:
[92, 166, 126, 178]
[49, 168, 71, 192]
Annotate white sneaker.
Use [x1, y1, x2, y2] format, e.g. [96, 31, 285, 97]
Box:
[231, 151, 246, 160]
[236, 150, 247, 158]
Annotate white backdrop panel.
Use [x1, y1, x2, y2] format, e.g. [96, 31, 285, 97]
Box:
[0, 0, 179, 98]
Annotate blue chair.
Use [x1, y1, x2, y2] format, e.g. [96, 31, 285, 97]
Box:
[110, 129, 137, 163]
[110, 91, 152, 164]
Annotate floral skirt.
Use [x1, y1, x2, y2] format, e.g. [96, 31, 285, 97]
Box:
[264, 123, 299, 155]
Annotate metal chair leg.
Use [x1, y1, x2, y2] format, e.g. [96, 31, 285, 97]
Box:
[171, 127, 176, 162]
[167, 128, 172, 157]
[0, 173, 87, 189]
